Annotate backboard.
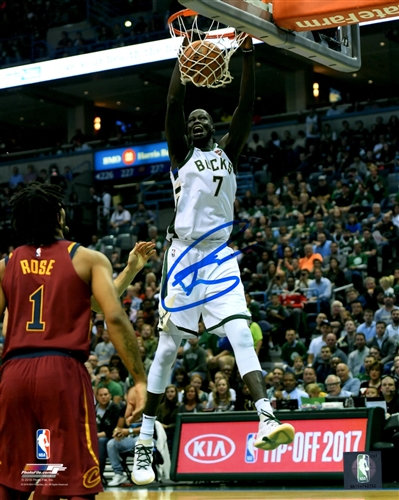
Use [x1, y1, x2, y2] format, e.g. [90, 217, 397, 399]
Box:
[179, 0, 361, 72]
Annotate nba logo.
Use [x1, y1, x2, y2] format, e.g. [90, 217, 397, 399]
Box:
[245, 433, 258, 463]
[36, 248, 41, 257]
[357, 454, 370, 483]
[36, 429, 50, 459]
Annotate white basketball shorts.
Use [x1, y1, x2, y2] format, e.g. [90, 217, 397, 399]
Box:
[159, 239, 250, 337]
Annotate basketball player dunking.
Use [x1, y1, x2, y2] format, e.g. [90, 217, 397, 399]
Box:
[131, 35, 295, 486]
[0, 183, 154, 500]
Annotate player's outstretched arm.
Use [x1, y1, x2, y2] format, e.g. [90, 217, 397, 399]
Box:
[165, 49, 190, 166]
[220, 35, 255, 170]
[91, 241, 155, 313]
[0, 259, 6, 333]
[90, 251, 147, 421]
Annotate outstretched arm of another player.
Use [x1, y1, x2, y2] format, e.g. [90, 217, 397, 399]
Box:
[91, 241, 155, 313]
[219, 35, 255, 169]
[90, 251, 147, 421]
[0, 259, 6, 336]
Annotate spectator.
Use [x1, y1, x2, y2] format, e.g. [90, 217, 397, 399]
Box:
[356, 354, 377, 381]
[346, 242, 368, 290]
[386, 309, 399, 340]
[325, 332, 348, 363]
[325, 374, 352, 398]
[337, 319, 358, 355]
[235, 382, 256, 411]
[307, 319, 329, 365]
[365, 203, 383, 229]
[56, 31, 73, 51]
[368, 321, 397, 365]
[131, 203, 155, 240]
[380, 376, 399, 416]
[313, 233, 332, 259]
[281, 372, 309, 406]
[266, 292, 288, 345]
[299, 244, 323, 273]
[315, 345, 334, 384]
[336, 363, 361, 396]
[279, 276, 307, 333]
[370, 346, 382, 362]
[348, 333, 370, 376]
[266, 367, 285, 400]
[109, 203, 131, 231]
[281, 329, 307, 367]
[106, 420, 141, 486]
[24, 164, 37, 184]
[94, 330, 116, 365]
[140, 323, 158, 360]
[308, 268, 332, 312]
[301, 366, 325, 392]
[156, 385, 179, 453]
[9, 167, 24, 190]
[94, 365, 124, 405]
[96, 387, 121, 480]
[179, 384, 204, 413]
[349, 300, 365, 326]
[191, 374, 209, 407]
[292, 356, 305, 381]
[182, 337, 207, 381]
[249, 318, 264, 356]
[360, 361, 383, 393]
[206, 378, 235, 412]
[323, 241, 347, 270]
[248, 133, 265, 152]
[305, 107, 321, 145]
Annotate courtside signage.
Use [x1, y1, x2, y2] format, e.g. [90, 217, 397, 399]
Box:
[177, 419, 367, 474]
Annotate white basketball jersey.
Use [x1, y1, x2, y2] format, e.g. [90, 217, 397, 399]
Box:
[167, 144, 236, 241]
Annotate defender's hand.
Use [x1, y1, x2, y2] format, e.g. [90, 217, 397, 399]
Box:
[126, 242, 156, 275]
[125, 381, 147, 424]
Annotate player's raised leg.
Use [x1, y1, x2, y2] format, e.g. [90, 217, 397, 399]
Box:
[224, 319, 295, 450]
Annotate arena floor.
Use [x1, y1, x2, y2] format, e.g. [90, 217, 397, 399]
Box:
[95, 485, 399, 500]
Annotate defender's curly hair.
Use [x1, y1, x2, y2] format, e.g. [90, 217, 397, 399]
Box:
[10, 182, 65, 246]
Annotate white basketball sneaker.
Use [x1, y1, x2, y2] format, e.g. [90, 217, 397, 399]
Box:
[254, 411, 295, 451]
[131, 440, 156, 485]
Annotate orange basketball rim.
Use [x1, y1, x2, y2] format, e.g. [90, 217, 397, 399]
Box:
[272, 0, 399, 31]
[168, 9, 237, 39]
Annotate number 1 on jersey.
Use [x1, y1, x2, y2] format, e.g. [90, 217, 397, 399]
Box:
[213, 176, 223, 196]
[27, 285, 46, 331]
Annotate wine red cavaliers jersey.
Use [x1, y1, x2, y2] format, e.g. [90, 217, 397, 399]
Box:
[2, 240, 92, 362]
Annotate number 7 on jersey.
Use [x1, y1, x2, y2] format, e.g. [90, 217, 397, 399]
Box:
[213, 176, 223, 196]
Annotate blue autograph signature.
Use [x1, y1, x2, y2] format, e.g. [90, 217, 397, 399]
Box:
[160, 219, 251, 312]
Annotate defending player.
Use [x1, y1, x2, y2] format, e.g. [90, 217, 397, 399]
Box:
[131, 35, 295, 486]
[0, 183, 154, 500]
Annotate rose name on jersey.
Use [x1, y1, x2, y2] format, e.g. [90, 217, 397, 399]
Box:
[194, 157, 233, 174]
[20, 259, 55, 275]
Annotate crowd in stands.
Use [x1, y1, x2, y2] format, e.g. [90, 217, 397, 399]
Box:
[0, 0, 167, 68]
[1, 109, 399, 486]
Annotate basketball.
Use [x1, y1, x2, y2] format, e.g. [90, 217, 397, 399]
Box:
[179, 40, 225, 87]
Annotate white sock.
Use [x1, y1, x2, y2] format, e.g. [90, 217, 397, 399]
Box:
[138, 414, 156, 442]
[255, 398, 274, 421]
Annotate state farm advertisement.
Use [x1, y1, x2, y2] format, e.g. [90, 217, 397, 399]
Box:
[177, 418, 367, 474]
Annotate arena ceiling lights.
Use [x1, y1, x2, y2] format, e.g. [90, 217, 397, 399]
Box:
[0, 36, 262, 90]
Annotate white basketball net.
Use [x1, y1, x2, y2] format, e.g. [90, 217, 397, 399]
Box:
[169, 13, 247, 89]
